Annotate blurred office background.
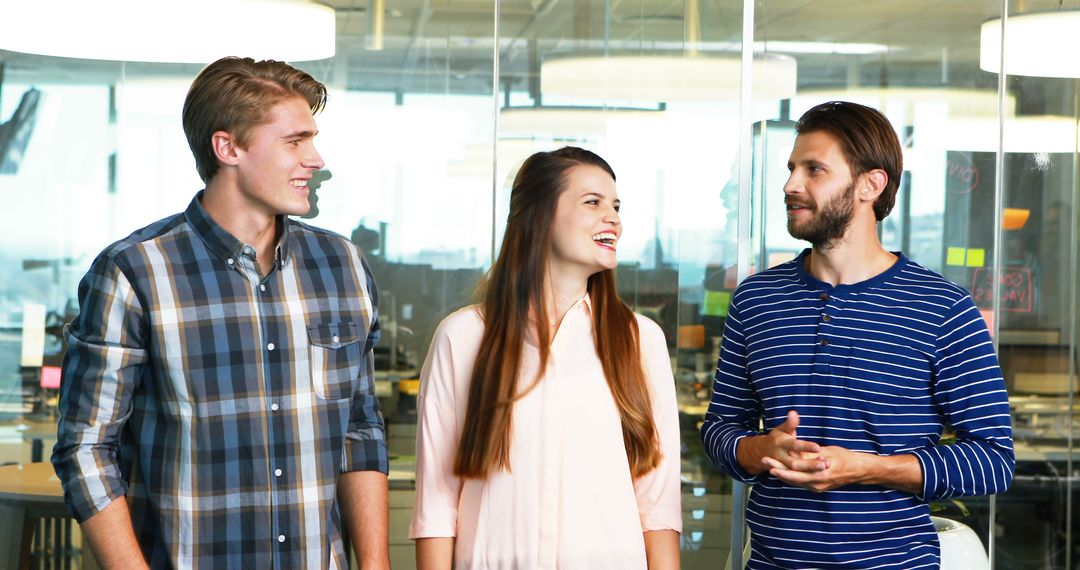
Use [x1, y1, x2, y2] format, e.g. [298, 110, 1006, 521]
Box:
[0, 0, 1078, 568]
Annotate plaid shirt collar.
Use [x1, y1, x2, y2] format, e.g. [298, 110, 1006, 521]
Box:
[185, 190, 292, 266]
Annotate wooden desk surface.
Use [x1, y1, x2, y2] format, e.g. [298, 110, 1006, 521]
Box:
[0, 462, 64, 508]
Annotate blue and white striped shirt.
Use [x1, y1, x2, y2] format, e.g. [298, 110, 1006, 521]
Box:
[701, 249, 1014, 569]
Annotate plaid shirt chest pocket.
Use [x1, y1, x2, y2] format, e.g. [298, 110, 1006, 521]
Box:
[307, 322, 365, 400]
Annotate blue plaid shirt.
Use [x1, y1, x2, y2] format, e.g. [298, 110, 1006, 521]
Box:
[52, 192, 389, 569]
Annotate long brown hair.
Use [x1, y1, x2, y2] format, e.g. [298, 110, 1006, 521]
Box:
[453, 146, 661, 479]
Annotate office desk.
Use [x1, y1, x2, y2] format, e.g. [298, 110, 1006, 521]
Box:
[0, 462, 74, 570]
[0, 459, 414, 570]
[17, 419, 58, 463]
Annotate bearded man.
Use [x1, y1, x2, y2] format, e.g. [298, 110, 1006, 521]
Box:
[701, 101, 1015, 569]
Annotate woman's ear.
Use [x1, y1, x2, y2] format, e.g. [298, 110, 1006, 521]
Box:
[211, 131, 240, 166]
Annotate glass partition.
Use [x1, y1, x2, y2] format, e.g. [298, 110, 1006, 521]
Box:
[994, 6, 1080, 566]
[2, 1, 1080, 568]
[752, 1, 1080, 568]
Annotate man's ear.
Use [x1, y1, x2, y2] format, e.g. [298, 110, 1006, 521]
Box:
[859, 169, 888, 203]
[211, 131, 240, 167]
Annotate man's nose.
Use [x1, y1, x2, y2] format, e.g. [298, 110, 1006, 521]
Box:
[783, 173, 801, 196]
[304, 145, 325, 170]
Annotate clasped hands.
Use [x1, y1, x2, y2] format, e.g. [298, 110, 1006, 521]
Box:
[739, 410, 868, 493]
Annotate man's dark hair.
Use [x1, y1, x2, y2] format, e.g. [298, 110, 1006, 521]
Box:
[796, 101, 903, 221]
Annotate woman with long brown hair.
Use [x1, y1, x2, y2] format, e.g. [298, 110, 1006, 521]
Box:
[409, 147, 681, 569]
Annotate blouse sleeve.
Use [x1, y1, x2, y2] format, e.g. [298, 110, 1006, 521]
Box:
[632, 316, 683, 533]
[409, 312, 469, 538]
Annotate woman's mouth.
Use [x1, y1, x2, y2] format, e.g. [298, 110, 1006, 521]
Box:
[592, 232, 617, 250]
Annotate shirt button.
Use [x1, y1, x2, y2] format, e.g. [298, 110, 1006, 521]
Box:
[820, 338, 830, 346]
[820, 293, 829, 301]
[267, 342, 275, 351]
[259, 284, 266, 292]
[277, 535, 285, 543]
[271, 403, 279, 411]
[227, 258, 235, 265]
[243, 246, 255, 256]
[332, 335, 340, 343]
[275, 468, 283, 477]
[822, 314, 832, 322]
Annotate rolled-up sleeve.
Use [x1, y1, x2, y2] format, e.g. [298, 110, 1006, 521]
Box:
[409, 317, 464, 538]
[51, 253, 147, 523]
[910, 295, 1015, 501]
[342, 259, 389, 474]
[632, 317, 682, 533]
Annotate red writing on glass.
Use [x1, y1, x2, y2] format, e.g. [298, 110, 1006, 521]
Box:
[947, 154, 980, 195]
[971, 266, 1033, 312]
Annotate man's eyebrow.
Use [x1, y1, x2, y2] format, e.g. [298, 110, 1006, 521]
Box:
[789, 158, 825, 168]
[282, 130, 317, 139]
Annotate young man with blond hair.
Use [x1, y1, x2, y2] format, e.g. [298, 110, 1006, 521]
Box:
[53, 57, 389, 569]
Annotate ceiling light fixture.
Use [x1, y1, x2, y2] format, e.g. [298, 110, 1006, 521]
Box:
[0, 0, 336, 63]
[761, 41, 888, 55]
[980, 10, 1080, 78]
[795, 87, 1016, 119]
[541, 54, 797, 103]
[499, 106, 664, 140]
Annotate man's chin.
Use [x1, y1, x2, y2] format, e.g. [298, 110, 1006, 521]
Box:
[787, 222, 809, 241]
[284, 203, 313, 218]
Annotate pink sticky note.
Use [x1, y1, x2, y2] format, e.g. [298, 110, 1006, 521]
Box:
[41, 366, 61, 389]
[979, 310, 995, 336]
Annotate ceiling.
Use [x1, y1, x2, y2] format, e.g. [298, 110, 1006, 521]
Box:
[0, 0, 1074, 100]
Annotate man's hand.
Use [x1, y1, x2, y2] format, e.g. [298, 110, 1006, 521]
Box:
[737, 410, 826, 476]
[763, 444, 924, 494]
[763, 444, 867, 492]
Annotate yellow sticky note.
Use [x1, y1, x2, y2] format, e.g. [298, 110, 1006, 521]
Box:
[946, 247, 966, 266]
[966, 248, 985, 267]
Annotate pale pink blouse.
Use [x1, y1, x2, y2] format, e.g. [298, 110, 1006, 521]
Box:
[409, 296, 682, 570]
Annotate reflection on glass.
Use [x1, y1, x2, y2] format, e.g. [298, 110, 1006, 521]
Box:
[3, 0, 1080, 568]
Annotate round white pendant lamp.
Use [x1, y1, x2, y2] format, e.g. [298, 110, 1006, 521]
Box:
[980, 10, 1080, 78]
[541, 53, 798, 103]
[0, 0, 336, 63]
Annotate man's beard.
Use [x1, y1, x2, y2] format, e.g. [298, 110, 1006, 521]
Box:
[786, 182, 856, 249]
